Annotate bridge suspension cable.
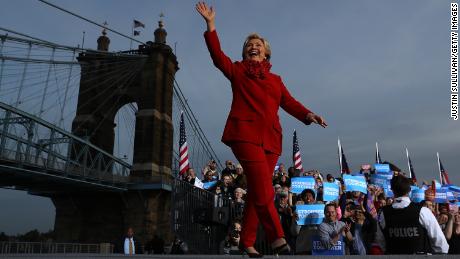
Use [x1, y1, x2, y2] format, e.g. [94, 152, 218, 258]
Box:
[37, 0, 145, 45]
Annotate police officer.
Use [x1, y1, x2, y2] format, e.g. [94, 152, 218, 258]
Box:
[375, 175, 449, 254]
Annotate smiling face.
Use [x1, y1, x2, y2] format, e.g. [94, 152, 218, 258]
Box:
[325, 205, 337, 222]
[244, 38, 266, 62]
[454, 213, 460, 224]
[242, 33, 271, 62]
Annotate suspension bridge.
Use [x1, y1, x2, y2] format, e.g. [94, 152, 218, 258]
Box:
[0, 17, 223, 247]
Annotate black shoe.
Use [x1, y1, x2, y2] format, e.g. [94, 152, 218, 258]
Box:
[239, 244, 264, 258]
[272, 243, 291, 256]
[246, 252, 264, 258]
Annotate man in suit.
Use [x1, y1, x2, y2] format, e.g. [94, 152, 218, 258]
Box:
[122, 227, 143, 255]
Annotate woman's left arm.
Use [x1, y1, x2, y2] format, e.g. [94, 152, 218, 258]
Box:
[279, 79, 327, 127]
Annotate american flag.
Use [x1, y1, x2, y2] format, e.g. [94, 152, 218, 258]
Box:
[179, 112, 189, 176]
[338, 138, 350, 174]
[406, 148, 417, 183]
[292, 130, 303, 170]
[438, 153, 450, 185]
[133, 19, 145, 28]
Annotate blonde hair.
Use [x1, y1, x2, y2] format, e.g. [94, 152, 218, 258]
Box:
[242, 33, 271, 61]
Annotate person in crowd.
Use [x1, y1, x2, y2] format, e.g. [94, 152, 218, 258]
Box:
[385, 197, 394, 206]
[314, 175, 324, 201]
[183, 168, 197, 185]
[196, 2, 327, 256]
[202, 170, 215, 183]
[274, 184, 282, 196]
[318, 203, 354, 251]
[290, 189, 319, 254]
[120, 227, 143, 255]
[287, 166, 296, 178]
[444, 210, 460, 254]
[234, 187, 246, 204]
[375, 193, 387, 211]
[219, 219, 243, 255]
[233, 187, 246, 218]
[276, 192, 294, 251]
[170, 236, 188, 254]
[351, 205, 374, 255]
[421, 199, 436, 215]
[339, 202, 365, 254]
[326, 174, 335, 183]
[273, 172, 291, 188]
[222, 160, 236, 177]
[375, 175, 449, 254]
[218, 174, 235, 199]
[233, 164, 247, 189]
[438, 213, 449, 231]
[202, 159, 219, 180]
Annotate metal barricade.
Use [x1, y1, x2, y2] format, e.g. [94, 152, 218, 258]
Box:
[171, 178, 273, 255]
[0, 242, 113, 254]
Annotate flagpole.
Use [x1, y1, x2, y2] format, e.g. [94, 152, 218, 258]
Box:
[338, 137, 342, 174]
[376, 142, 381, 164]
[130, 19, 134, 50]
[292, 129, 295, 168]
[405, 147, 411, 178]
[437, 152, 440, 184]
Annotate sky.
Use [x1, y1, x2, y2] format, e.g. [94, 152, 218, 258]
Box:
[0, 0, 459, 234]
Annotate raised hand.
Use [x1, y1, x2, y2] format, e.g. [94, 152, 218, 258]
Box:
[195, 2, 216, 31]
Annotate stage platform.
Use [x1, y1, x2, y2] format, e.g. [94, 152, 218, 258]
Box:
[0, 254, 457, 259]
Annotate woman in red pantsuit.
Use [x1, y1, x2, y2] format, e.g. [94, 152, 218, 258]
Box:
[196, 2, 327, 257]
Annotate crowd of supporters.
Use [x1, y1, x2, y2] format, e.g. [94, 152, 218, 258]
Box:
[180, 160, 460, 255]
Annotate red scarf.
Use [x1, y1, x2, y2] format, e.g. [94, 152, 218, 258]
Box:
[242, 59, 272, 79]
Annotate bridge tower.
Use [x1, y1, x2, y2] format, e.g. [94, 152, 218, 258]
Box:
[51, 21, 179, 246]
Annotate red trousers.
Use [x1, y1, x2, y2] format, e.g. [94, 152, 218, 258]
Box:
[230, 142, 284, 247]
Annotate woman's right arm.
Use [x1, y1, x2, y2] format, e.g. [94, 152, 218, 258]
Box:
[196, 2, 215, 32]
[196, 2, 234, 80]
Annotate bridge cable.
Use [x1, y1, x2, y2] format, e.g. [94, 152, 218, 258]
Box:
[37, 0, 145, 45]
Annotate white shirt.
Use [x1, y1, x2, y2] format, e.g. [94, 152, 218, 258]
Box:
[375, 196, 449, 253]
[124, 237, 135, 255]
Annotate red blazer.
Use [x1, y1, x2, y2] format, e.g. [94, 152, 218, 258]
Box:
[204, 30, 313, 155]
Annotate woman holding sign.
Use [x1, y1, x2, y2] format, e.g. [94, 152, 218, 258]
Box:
[196, 2, 327, 257]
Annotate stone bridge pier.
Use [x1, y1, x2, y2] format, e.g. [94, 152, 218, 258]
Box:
[52, 21, 178, 247]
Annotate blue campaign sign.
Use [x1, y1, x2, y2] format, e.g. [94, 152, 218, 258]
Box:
[449, 185, 460, 199]
[291, 177, 316, 194]
[295, 204, 325, 225]
[374, 163, 390, 173]
[409, 185, 419, 196]
[343, 174, 367, 193]
[312, 235, 345, 255]
[371, 174, 389, 188]
[203, 181, 218, 190]
[441, 187, 456, 201]
[447, 190, 455, 201]
[435, 189, 448, 203]
[384, 187, 394, 198]
[322, 182, 339, 201]
[411, 189, 425, 203]
[434, 180, 442, 190]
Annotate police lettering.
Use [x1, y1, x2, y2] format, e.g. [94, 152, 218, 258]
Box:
[388, 227, 420, 238]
